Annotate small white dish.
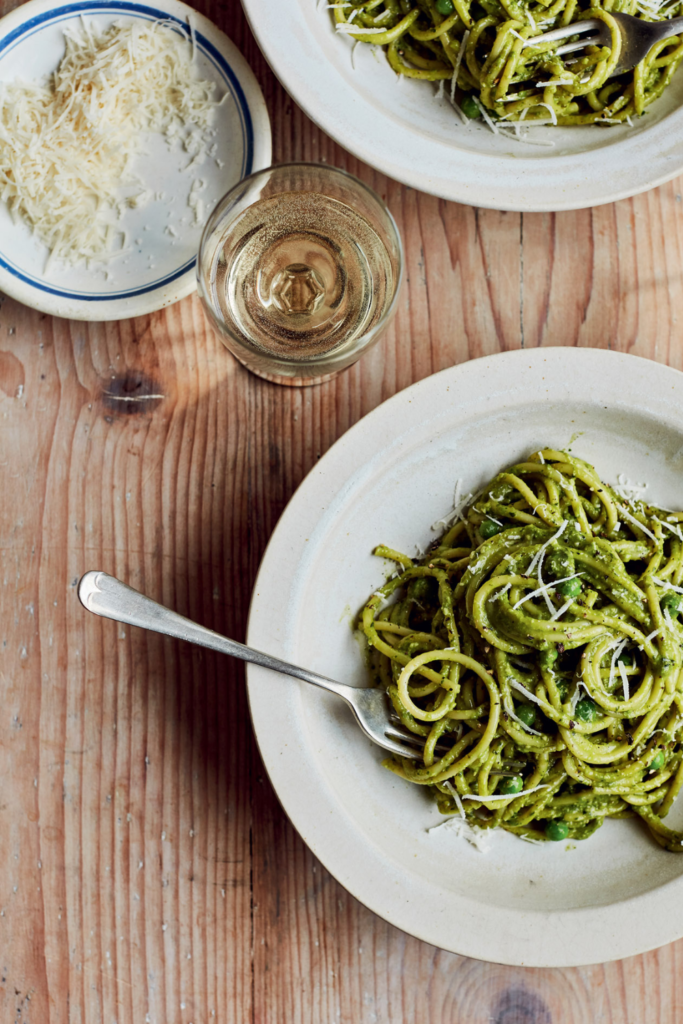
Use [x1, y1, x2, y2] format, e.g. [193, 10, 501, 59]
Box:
[0, 0, 271, 320]
[247, 348, 683, 967]
[243, 0, 683, 211]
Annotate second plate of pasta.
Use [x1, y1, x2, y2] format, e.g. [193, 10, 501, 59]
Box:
[243, 0, 683, 209]
[247, 347, 683, 966]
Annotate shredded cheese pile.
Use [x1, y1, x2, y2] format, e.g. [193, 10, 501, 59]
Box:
[0, 18, 218, 267]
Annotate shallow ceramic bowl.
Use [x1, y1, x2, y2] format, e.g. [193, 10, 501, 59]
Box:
[247, 348, 683, 966]
[242, 0, 683, 210]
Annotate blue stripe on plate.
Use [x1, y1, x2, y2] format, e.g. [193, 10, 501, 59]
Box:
[0, 1, 254, 301]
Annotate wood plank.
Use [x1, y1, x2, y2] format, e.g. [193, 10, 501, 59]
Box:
[2, 0, 683, 1021]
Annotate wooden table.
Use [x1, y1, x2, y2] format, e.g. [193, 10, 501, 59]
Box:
[2, 1, 683, 1020]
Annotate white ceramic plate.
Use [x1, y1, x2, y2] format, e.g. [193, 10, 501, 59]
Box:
[0, 0, 271, 320]
[247, 348, 683, 967]
[242, 0, 683, 211]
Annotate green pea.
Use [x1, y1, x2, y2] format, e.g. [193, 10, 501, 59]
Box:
[650, 750, 665, 771]
[515, 703, 536, 727]
[461, 94, 481, 119]
[479, 519, 502, 539]
[500, 775, 523, 795]
[555, 577, 582, 599]
[575, 698, 598, 723]
[661, 592, 682, 616]
[545, 820, 569, 842]
[435, 0, 455, 12]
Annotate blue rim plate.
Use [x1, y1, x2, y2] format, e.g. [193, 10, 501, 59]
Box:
[0, 0, 271, 320]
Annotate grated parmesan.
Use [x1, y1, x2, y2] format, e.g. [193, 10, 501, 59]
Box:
[427, 815, 494, 852]
[549, 596, 573, 622]
[615, 503, 656, 541]
[618, 660, 630, 701]
[511, 570, 583, 611]
[536, 551, 556, 616]
[651, 575, 683, 595]
[431, 478, 478, 532]
[463, 784, 549, 802]
[526, 519, 567, 577]
[0, 18, 219, 267]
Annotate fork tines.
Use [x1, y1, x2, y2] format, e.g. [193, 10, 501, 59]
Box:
[524, 17, 605, 55]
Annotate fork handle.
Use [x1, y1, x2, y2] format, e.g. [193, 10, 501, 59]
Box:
[78, 570, 352, 699]
[660, 15, 683, 37]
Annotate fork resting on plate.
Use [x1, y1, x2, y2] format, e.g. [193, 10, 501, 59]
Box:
[78, 570, 433, 761]
[525, 12, 683, 76]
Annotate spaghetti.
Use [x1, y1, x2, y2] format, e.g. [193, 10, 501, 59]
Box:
[332, 0, 683, 126]
[360, 449, 683, 848]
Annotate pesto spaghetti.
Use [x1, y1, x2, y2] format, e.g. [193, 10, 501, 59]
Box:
[360, 449, 683, 848]
[332, 0, 683, 126]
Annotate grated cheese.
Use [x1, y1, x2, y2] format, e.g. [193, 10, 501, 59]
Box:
[443, 780, 466, 818]
[511, 570, 583, 611]
[655, 517, 683, 542]
[473, 96, 498, 134]
[431, 478, 479, 531]
[618, 660, 630, 701]
[549, 596, 573, 622]
[504, 696, 545, 735]
[613, 474, 648, 502]
[427, 815, 494, 851]
[651, 575, 683, 595]
[0, 18, 219, 267]
[508, 677, 546, 710]
[335, 23, 389, 33]
[188, 178, 207, 224]
[608, 637, 629, 693]
[535, 102, 558, 126]
[463, 784, 549, 802]
[536, 551, 556, 616]
[526, 519, 567, 577]
[616, 503, 656, 541]
[571, 680, 588, 714]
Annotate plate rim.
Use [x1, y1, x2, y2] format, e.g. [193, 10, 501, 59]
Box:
[242, 0, 683, 212]
[246, 347, 683, 967]
[0, 0, 272, 320]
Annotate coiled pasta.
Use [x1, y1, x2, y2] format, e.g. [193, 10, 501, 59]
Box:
[333, 0, 683, 126]
[361, 449, 683, 848]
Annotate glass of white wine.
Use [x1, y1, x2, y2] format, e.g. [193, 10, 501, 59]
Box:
[196, 163, 403, 386]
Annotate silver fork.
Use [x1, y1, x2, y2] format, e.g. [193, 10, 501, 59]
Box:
[77, 570, 430, 760]
[525, 12, 683, 75]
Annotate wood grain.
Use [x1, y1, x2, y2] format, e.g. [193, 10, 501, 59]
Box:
[2, 0, 683, 1021]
